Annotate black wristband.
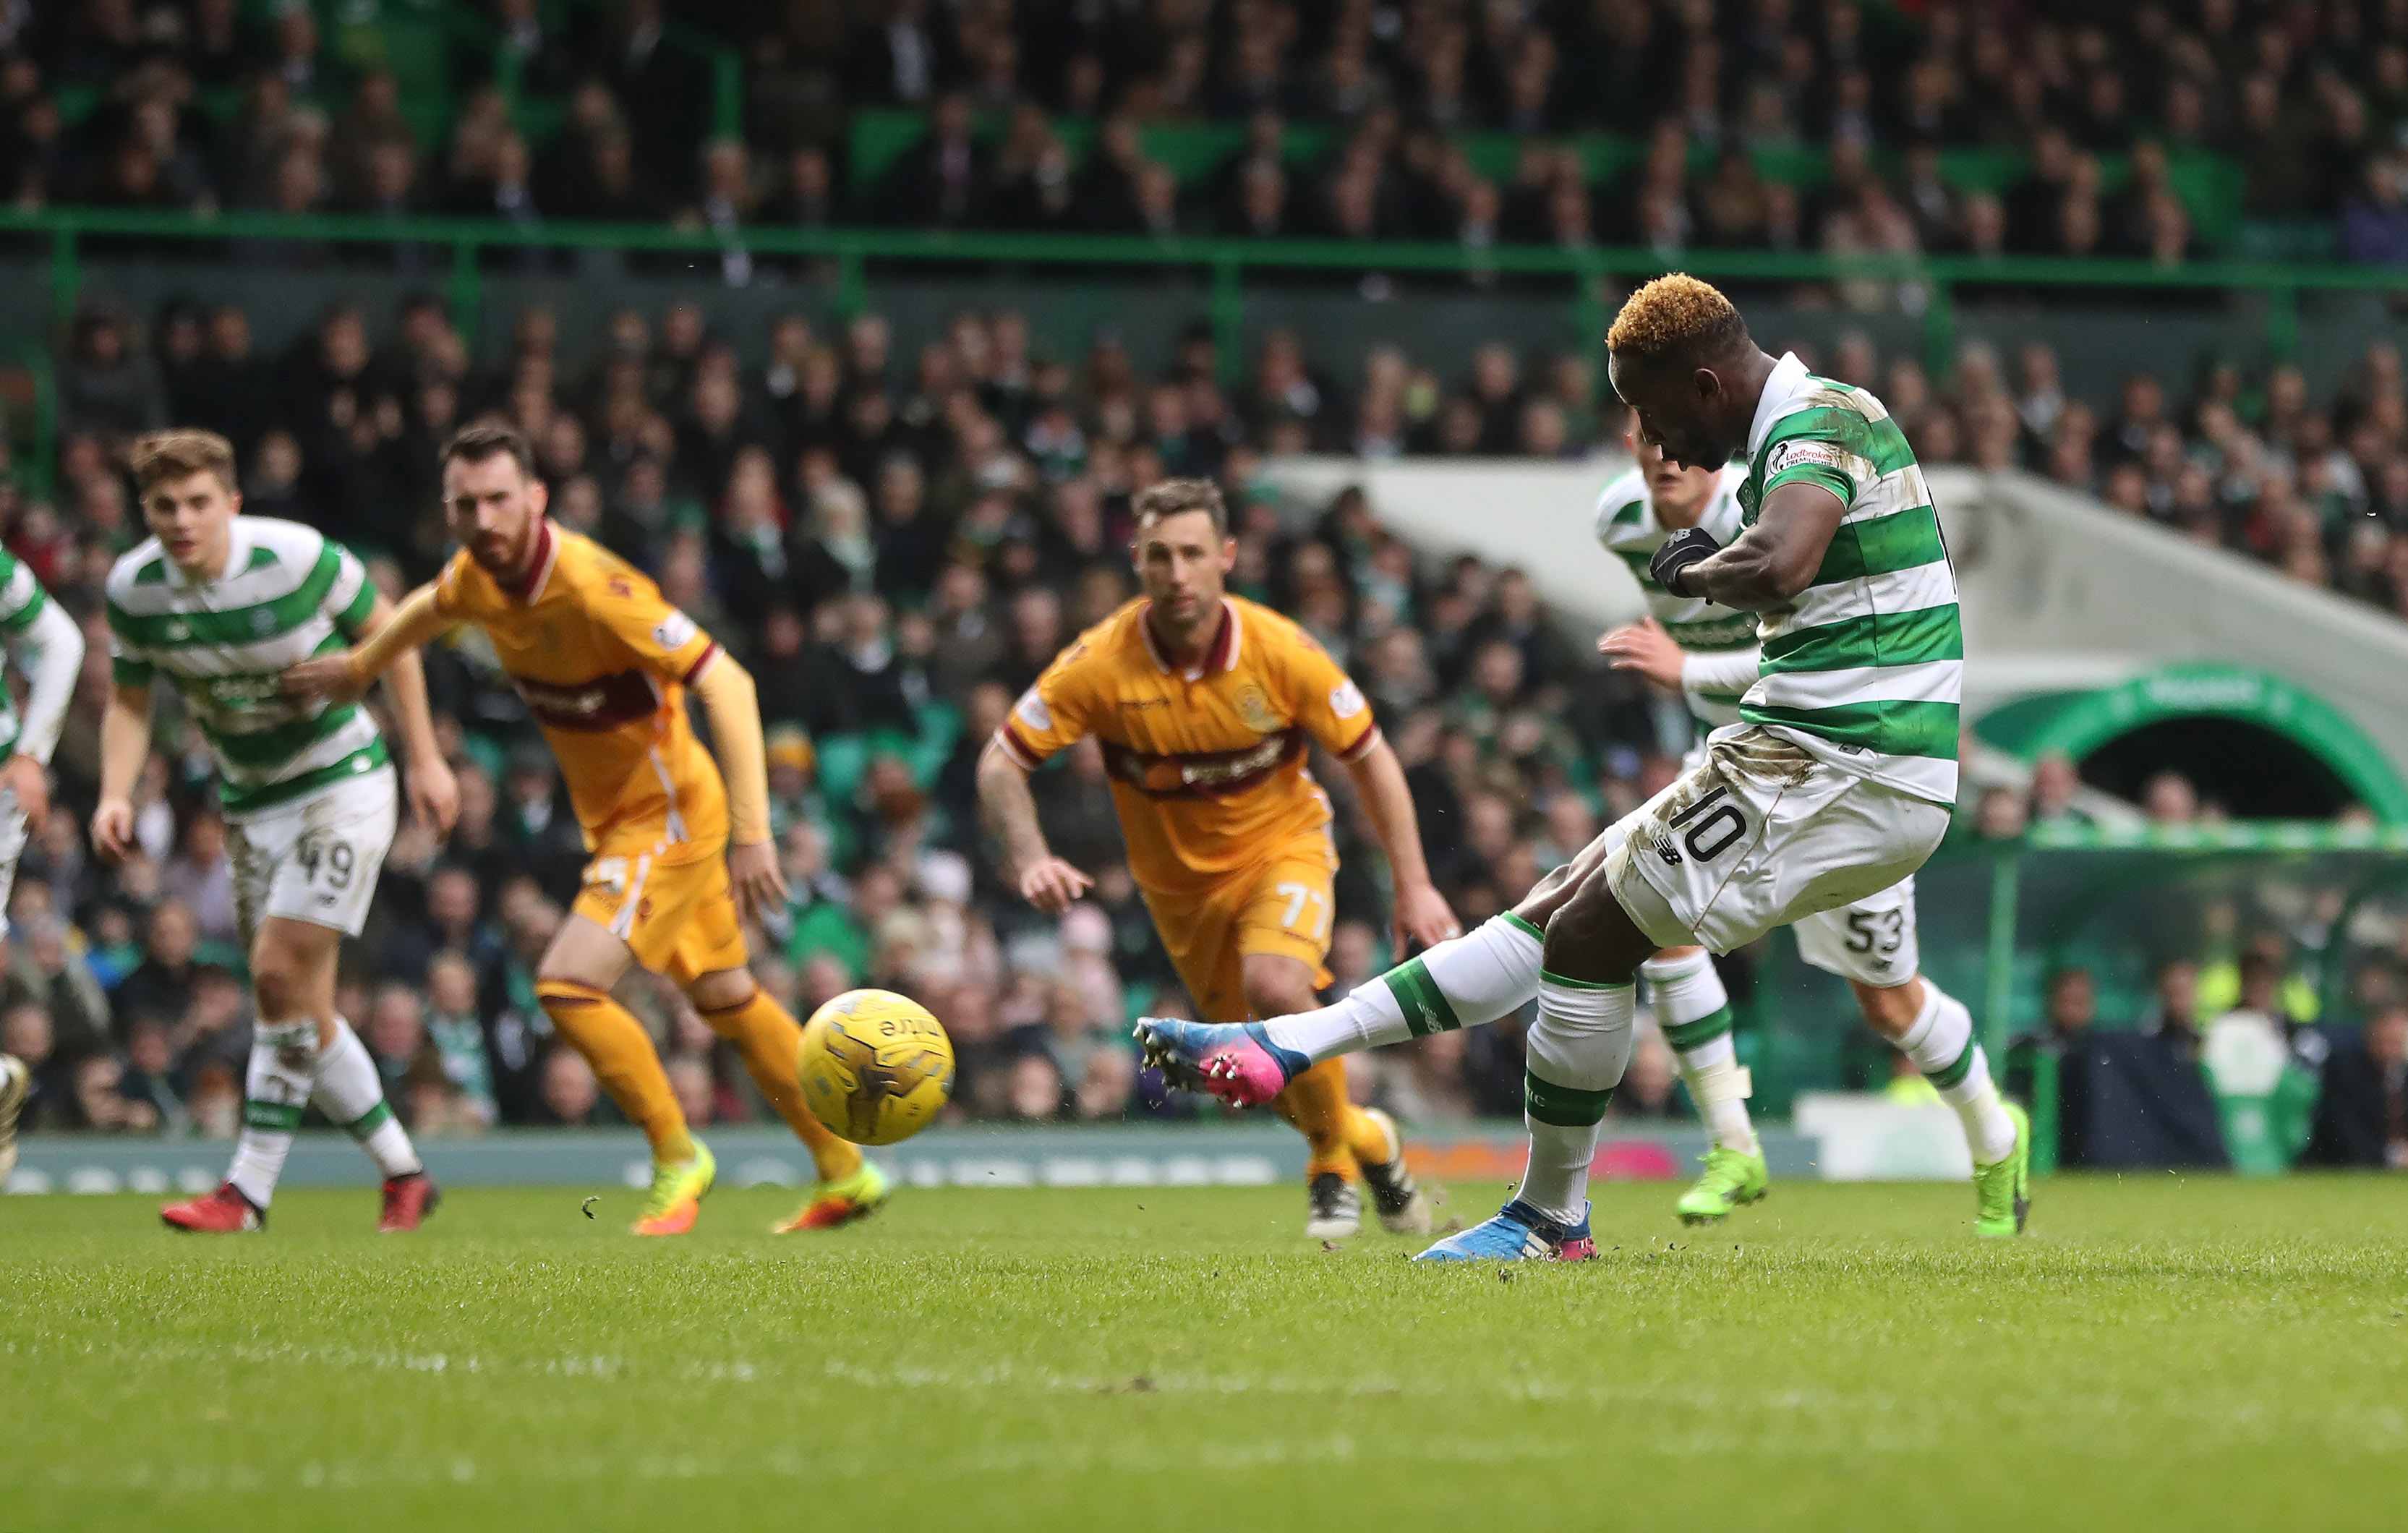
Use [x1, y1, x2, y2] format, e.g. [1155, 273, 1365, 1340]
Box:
[1650, 527, 1722, 599]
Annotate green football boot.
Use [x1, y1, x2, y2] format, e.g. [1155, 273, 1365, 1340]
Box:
[1972, 1101, 2031, 1239]
[1675, 1144, 1769, 1225]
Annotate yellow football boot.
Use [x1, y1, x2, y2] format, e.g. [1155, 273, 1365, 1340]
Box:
[773, 1157, 892, 1234]
[632, 1141, 717, 1235]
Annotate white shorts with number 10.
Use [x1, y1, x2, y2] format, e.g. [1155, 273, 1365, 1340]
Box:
[1605, 729, 1946, 978]
[1669, 731, 1924, 988]
[226, 766, 398, 942]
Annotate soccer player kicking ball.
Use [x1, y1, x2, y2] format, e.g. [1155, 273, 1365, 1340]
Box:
[1593, 432, 2018, 1226]
[283, 424, 885, 1236]
[978, 479, 1458, 1239]
[1141, 276, 2028, 1257]
[101, 431, 453, 1233]
[0, 550, 87, 1188]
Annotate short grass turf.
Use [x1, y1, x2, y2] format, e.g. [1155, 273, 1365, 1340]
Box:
[4, 1177, 2406, 1533]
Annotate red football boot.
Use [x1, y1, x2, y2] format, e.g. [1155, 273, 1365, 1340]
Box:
[161, 1183, 264, 1233]
[377, 1174, 440, 1232]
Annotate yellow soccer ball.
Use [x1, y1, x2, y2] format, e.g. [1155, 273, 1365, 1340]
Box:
[797, 988, 955, 1145]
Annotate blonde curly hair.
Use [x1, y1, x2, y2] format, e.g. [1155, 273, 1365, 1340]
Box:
[1606, 273, 1746, 362]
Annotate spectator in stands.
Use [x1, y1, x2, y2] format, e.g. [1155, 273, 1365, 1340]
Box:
[537, 1046, 600, 1127]
[2141, 958, 2205, 1062]
[2344, 155, 2408, 264]
[112, 901, 201, 1038]
[884, 92, 991, 229]
[2300, 1003, 2408, 1167]
[2143, 771, 2202, 825]
[59, 299, 168, 445]
[1, 1004, 66, 1133]
[2045, 968, 2098, 1045]
[422, 952, 498, 1130]
[1972, 785, 2029, 840]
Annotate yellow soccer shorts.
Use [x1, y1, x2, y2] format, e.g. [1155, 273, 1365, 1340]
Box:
[1140, 837, 1337, 1022]
[572, 842, 751, 984]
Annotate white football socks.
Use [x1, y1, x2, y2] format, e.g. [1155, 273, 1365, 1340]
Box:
[1260, 913, 1545, 1062]
[315, 1016, 424, 1179]
[1641, 950, 1759, 1158]
[1896, 982, 2018, 1165]
[1515, 974, 1637, 1226]
[226, 1019, 320, 1209]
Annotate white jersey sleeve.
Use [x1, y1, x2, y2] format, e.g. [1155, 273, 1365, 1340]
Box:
[9, 594, 85, 765]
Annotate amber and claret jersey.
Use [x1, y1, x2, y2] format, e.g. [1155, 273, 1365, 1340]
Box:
[434, 519, 728, 861]
[994, 596, 1383, 893]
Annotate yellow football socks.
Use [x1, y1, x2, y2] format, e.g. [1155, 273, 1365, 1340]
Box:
[696, 990, 863, 1183]
[536, 979, 696, 1165]
[1270, 1058, 1365, 1182]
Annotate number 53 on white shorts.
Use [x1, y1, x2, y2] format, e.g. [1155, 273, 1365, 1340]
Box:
[1604, 728, 1949, 958]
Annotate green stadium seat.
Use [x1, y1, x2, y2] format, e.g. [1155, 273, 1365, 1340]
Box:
[814, 733, 870, 806]
[909, 701, 961, 789]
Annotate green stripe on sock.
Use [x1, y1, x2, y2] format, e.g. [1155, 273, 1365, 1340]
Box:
[1540, 970, 1632, 992]
[1662, 1004, 1735, 1052]
[1500, 911, 1542, 942]
[1524, 1069, 1615, 1127]
[244, 1100, 303, 1132]
[1924, 1038, 1979, 1091]
[1386, 957, 1462, 1038]
[342, 1100, 393, 1140]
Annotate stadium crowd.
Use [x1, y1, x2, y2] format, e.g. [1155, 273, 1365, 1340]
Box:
[12, 277, 2408, 1170]
[9, 3, 2408, 259]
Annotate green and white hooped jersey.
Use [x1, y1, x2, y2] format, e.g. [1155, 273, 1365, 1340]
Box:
[1735, 352, 1961, 806]
[1592, 464, 1757, 727]
[106, 517, 388, 818]
[0, 550, 56, 756]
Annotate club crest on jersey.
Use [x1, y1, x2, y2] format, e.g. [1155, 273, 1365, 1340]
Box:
[1234, 683, 1281, 733]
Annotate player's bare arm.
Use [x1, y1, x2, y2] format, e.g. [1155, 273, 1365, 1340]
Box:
[1597, 615, 1686, 689]
[686, 650, 790, 923]
[0, 749, 48, 835]
[347, 589, 458, 837]
[1341, 736, 1459, 952]
[281, 582, 447, 706]
[975, 740, 1092, 914]
[0, 598, 80, 837]
[1660, 481, 1845, 612]
[91, 679, 155, 863]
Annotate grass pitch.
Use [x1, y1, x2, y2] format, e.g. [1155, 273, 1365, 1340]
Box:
[4, 1175, 2404, 1533]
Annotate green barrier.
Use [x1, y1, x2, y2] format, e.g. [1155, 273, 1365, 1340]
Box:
[4, 206, 2397, 393]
